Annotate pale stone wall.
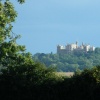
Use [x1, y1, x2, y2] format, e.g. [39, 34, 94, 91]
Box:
[57, 42, 95, 54]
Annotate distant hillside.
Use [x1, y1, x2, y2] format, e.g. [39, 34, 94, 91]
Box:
[33, 47, 100, 72]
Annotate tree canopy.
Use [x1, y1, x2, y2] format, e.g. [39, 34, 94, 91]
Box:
[33, 49, 100, 72]
[0, 0, 26, 69]
[0, 0, 59, 85]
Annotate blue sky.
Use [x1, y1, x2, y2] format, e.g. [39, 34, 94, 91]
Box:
[12, 0, 100, 54]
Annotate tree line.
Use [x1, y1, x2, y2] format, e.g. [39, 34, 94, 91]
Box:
[33, 48, 100, 72]
[1, 65, 100, 100]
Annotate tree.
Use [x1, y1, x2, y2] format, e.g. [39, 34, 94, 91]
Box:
[0, 0, 59, 90]
[0, 0, 27, 69]
[0, 0, 59, 77]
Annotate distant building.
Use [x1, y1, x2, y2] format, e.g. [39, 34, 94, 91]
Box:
[57, 41, 95, 54]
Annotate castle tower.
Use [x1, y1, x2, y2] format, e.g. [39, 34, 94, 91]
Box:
[76, 41, 78, 48]
[57, 45, 61, 54]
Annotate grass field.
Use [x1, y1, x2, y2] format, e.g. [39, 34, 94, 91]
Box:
[55, 72, 74, 77]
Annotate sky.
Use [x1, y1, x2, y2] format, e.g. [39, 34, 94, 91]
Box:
[12, 0, 100, 54]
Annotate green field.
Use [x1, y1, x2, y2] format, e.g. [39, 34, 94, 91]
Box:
[55, 72, 74, 77]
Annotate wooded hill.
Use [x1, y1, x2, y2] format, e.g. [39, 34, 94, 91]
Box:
[33, 47, 100, 72]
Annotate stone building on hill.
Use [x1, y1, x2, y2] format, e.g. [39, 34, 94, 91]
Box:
[57, 41, 95, 54]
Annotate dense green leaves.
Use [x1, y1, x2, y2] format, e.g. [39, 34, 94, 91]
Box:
[0, 1, 17, 42]
[33, 50, 100, 72]
[17, 0, 25, 3]
[0, 0, 60, 90]
[1, 65, 100, 100]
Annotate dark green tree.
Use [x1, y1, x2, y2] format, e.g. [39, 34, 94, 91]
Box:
[0, 0, 59, 91]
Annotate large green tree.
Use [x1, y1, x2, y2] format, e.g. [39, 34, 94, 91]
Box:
[0, 0, 26, 68]
[0, 0, 59, 85]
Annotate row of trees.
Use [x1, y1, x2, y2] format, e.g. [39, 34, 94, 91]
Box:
[33, 49, 100, 72]
[1, 65, 100, 100]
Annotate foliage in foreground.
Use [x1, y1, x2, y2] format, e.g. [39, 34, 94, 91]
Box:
[0, 1, 62, 99]
[0, 66, 100, 100]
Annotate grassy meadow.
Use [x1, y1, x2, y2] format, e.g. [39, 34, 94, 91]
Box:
[55, 72, 74, 77]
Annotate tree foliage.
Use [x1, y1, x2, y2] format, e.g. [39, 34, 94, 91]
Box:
[0, 0, 59, 86]
[33, 50, 100, 72]
[0, 0, 26, 69]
